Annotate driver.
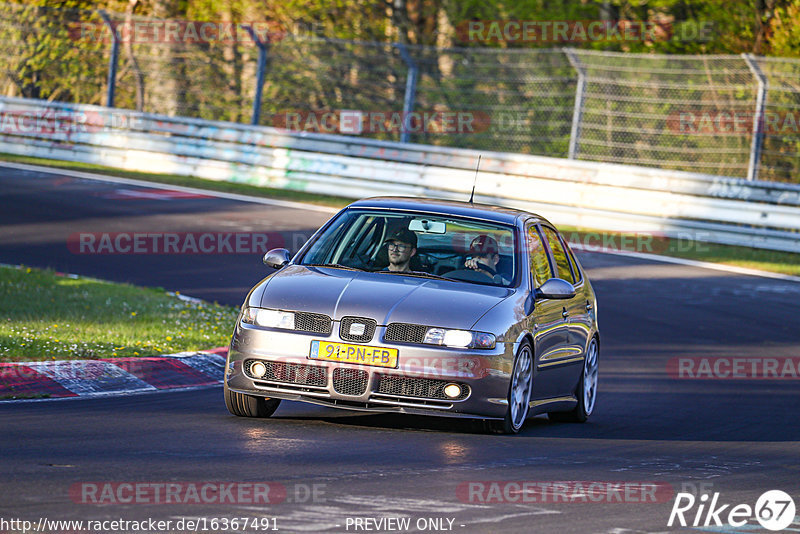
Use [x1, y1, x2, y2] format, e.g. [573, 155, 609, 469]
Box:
[383, 228, 417, 272]
[465, 234, 509, 284]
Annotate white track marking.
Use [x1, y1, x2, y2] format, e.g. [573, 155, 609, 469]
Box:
[0, 160, 338, 214]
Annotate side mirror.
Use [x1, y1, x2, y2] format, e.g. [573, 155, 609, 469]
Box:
[263, 248, 290, 269]
[534, 278, 576, 300]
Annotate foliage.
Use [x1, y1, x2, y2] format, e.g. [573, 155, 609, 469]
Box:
[767, 0, 800, 58]
[0, 1, 108, 103]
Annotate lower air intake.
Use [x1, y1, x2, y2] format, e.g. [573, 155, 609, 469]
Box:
[245, 360, 326, 386]
[332, 368, 369, 396]
[376, 375, 470, 400]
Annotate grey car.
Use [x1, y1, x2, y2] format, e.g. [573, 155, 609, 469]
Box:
[224, 197, 599, 433]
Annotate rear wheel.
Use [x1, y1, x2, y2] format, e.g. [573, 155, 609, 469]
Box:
[493, 341, 534, 434]
[224, 383, 281, 418]
[549, 337, 598, 423]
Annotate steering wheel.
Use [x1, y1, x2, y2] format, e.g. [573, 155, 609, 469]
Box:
[441, 268, 494, 283]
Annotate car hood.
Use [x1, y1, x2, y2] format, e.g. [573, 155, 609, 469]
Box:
[256, 265, 514, 329]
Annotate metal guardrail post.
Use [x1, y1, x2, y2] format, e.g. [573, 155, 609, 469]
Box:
[742, 53, 768, 182]
[394, 43, 418, 144]
[564, 48, 586, 160]
[98, 10, 119, 108]
[243, 25, 269, 126]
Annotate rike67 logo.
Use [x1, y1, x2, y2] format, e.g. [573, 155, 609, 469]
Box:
[669, 490, 796, 531]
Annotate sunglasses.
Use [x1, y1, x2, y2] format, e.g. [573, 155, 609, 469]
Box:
[387, 242, 411, 252]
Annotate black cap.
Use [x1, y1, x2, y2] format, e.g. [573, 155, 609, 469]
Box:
[385, 228, 417, 248]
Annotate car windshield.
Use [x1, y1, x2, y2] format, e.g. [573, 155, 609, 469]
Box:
[299, 209, 517, 287]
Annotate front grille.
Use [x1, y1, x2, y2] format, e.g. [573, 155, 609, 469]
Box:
[245, 360, 326, 386]
[339, 316, 376, 343]
[384, 323, 427, 344]
[376, 375, 470, 401]
[332, 368, 369, 396]
[295, 312, 333, 334]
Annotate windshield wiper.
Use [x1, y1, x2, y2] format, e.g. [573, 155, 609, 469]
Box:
[304, 263, 366, 272]
[377, 270, 451, 281]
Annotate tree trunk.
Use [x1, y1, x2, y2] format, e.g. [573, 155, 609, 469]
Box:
[124, 0, 145, 111]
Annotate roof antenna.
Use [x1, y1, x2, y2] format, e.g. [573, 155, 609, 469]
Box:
[469, 155, 481, 204]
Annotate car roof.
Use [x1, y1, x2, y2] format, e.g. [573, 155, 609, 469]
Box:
[347, 197, 547, 226]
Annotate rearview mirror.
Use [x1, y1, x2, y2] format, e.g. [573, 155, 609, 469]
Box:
[409, 218, 446, 234]
[535, 278, 576, 300]
[263, 248, 290, 269]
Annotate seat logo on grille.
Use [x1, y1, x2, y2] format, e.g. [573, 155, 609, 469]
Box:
[348, 322, 366, 336]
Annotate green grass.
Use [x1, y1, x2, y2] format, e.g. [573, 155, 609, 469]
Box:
[0, 152, 350, 209]
[1, 153, 798, 276]
[0, 265, 238, 362]
[663, 241, 800, 276]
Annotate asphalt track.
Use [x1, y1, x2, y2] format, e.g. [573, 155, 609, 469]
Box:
[1, 165, 799, 534]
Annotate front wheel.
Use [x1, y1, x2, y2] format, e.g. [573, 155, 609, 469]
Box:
[493, 341, 534, 434]
[549, 337, 598, 423]
[224, 383, 281, 418]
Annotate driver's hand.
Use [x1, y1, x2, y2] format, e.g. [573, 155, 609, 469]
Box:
[465, 258, 479, 270]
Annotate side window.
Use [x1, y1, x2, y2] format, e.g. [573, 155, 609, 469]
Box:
[541, 226, 576, 284]
[527, 225, 553, 286]
[564, 240, 582, 284]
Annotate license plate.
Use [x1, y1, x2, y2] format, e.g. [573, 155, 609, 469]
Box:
[309, 340, 398, 368]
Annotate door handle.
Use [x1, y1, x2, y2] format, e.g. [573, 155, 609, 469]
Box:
[586, 301, 593, 311]
[562, 307, 569, 319]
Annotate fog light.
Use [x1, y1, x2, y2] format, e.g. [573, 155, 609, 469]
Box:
[443, 383, 462, 399]
[250, 361, 267, 378]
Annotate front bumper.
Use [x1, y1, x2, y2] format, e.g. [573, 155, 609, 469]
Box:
[225, 322, 516, 419]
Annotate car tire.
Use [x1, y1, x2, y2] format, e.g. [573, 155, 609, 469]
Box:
[549, 337, 598, 423]
[224, 383, 281, 418]
[492, 341, 534, 434]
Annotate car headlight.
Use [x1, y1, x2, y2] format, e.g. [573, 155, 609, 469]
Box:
[241, 307, 295, 330]
[423, 327, 495, 349]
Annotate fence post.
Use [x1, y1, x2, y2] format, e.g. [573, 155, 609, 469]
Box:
[742, 53, 768, 182]
[394, 43, 418, 144]
[243, 25, 269, 126]
[98, 10, 119, 108]
[564, 48, 586, 160]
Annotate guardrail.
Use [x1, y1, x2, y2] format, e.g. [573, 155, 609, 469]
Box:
[1, 96, 799, 253]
